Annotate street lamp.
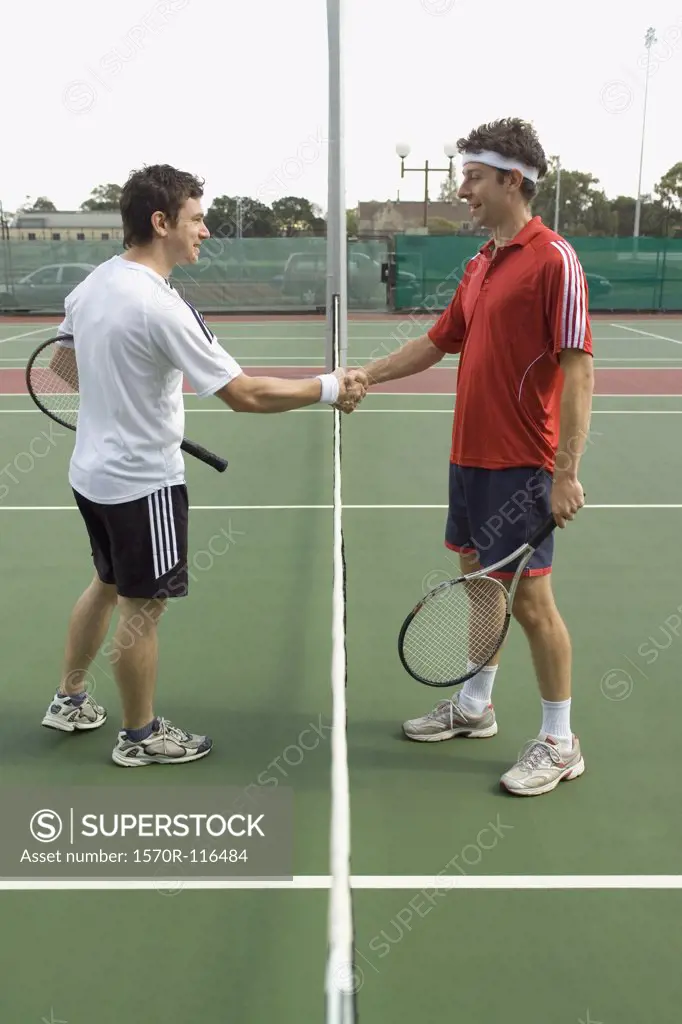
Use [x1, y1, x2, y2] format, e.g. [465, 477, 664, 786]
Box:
[634, 26, 657, 240]
[395, 143, 457, 228]
[553, 155, 561, 233]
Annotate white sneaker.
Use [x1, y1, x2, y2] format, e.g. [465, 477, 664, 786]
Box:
[500, 735, 585, 796]
[111, 717, 213, 767]
[41, 691, 107, 732]
[403, 694, 498, 741]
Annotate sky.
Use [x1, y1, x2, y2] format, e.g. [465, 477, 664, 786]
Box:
[1, 0, 681, 216]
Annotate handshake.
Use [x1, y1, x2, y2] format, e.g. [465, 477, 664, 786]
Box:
[330, 367, 371, 414]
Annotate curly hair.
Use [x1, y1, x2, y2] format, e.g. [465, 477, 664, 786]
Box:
[120, 164, 205, 248]
[456, 118, 548, 200]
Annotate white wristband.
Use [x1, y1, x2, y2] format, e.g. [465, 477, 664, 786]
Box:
[316, 373, 340, 404]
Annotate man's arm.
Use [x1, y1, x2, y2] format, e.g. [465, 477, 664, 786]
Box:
[544, 244, 595, 526]
[350, 288, 466, 386]
[49, 342, 78, 389]
[152, 305, 365, 414]
[215, 368, 364, 413]
[354, 333, 446, 386]
[554, 349, 594, 479]
[50, 300, 78, 386]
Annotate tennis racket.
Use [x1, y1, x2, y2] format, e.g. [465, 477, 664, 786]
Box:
[398, 513, 559, 687]
[25, 336, 228, 473]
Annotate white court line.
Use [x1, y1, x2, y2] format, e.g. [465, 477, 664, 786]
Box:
[3, 408, 682, 416]
[4, 358, 682, 366]
[611, 323, 682, 346]
[594, 358, 682, 362]
[0, 392, 679, 400]
[0, 504, 680, 511]
[0, 875, 680, 890]
[0, 326, 54, 345]
[209, 334, 637, 342]
[3, 408, 682, 417]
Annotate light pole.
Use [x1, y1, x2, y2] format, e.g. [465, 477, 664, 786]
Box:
[395, 143, 457, 228]
[553, 155, 561, 233]
[634, 26, 657, 240]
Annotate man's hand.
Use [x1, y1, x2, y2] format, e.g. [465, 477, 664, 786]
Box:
[345, 367, 371, 388]
[551, 475, 585, 528]
[332, 367, 367, 414]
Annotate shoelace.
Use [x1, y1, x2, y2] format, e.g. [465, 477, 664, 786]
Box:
[517, 740, 561, 772]
[427, 699, 459, 729]
[154, 718, 192, 748]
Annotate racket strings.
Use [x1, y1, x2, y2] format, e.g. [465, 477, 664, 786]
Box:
[28, 344, 80, 428]
[402, 576, 508, 685]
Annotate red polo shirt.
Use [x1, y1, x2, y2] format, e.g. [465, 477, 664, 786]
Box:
[428, 217, 593, 474]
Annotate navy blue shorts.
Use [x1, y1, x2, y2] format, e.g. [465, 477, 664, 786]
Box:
[445, 464, 553, 579]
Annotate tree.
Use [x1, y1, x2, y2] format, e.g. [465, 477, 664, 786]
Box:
[272, 196, 324, 235]
[204, 196, 278, 237]
[655, 162, 682, 213]
[80, 184, 122, 211]
[438, 173, 459, 203]
[19, 196, 57, 212]
[534, 162, 609, 234]
[610, 195, 637, 236]
[427, 216, 459, 234]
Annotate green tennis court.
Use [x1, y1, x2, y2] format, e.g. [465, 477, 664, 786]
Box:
[1, 314, 682, 1022]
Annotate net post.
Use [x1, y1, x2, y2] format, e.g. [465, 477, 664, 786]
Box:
[325, 0, 348, 373]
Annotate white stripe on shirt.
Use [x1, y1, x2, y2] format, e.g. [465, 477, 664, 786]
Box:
[551, 240, 587, 349]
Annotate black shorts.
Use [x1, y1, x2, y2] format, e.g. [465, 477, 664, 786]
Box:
[445, 464, 553, 579]
[73, 484, 189, 599]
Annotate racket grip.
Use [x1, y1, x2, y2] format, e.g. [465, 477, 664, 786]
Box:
[527, 514, 558, 549]
[180, 439, 228, 473]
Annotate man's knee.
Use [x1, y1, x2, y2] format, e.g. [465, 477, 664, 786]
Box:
[90, 574, 118, 604]
[459, 549, 480, 575]
[117, 595, 167, 632]
[512, 575, 557, 630]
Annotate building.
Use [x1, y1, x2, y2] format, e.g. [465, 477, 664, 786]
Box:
[357, 199, 473, 236]
[6, 210, 123, 242]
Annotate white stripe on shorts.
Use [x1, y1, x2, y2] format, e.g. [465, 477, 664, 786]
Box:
[147, 487, 180, 579]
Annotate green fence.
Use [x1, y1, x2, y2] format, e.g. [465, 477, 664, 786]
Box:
[3, 233, 680, 315]
[0, 236, 390, 314]
[393, 234, 682, 312]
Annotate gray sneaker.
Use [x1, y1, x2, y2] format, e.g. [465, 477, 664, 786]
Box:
[112, 717, 213, 767]
[42, 691, 107, 732]
[500, 735, 584, 796]
[403, 694, 498, 742]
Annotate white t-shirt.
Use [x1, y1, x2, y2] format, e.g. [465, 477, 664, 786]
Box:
[58, 255, 242, 504]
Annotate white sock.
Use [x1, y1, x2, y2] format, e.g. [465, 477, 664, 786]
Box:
[457, 662, 498, 715]
[540, 698, 572, 746]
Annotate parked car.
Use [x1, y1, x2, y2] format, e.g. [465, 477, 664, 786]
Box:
[279, 250, 419, 306]
[0, 263, 96, 310]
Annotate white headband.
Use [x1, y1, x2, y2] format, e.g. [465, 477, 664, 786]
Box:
[461, 150, 539, 183]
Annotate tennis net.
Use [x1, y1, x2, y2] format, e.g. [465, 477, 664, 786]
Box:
[324, 293, 359, 1023]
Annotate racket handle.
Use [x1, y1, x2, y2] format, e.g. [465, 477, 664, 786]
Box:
[528, 491, 586, 548]
[527, 514, 558, 549]
[180, 439, 228, 473]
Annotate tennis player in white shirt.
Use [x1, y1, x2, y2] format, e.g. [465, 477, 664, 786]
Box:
[40, 163, 364, 766]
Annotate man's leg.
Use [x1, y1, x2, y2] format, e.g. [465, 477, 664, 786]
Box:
[42, 490, 117, 732]
[60, 574, 118, 694]
[107, 484, 213, 767]
[403, 465, 499, 742]
[110, 596, 166, 730]
[512, 575, 571, 706]
[499, 522, 585, 796]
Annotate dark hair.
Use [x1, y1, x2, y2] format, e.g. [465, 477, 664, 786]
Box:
[120, 164, 205, 247]
[456, 118, 548, 200]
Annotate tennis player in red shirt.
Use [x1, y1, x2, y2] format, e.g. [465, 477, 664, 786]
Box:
[351, 118, 594, 797]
